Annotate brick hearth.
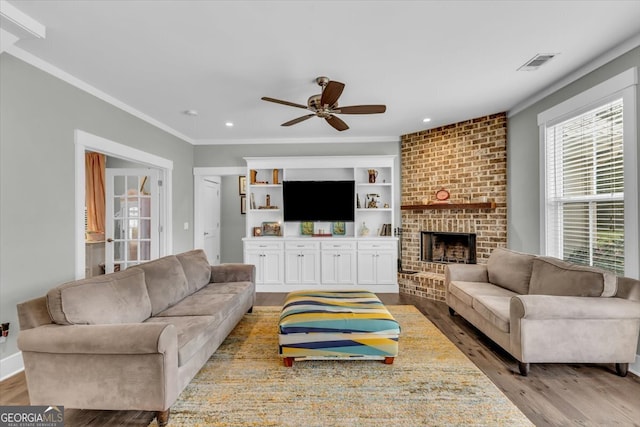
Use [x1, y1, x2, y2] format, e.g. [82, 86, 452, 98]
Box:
[399, 113, 507, 301]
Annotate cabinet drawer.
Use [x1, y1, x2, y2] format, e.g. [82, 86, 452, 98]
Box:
[357, 240, 396, 251]
[321, 241, 356, 250]
[245, 241, 284, 251]
[285, 241, 320, 250]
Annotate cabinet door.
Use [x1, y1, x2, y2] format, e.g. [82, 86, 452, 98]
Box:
[285, 251, 302, 284]
[321, 251, 339, 284]
[335, 250, 357, 285]
[357, 251, 377, 285]
[262, 250, 284, 285]
[299, 250, 320, 284]
[375, 251, 397, 284]
[244, 251, 264, 284]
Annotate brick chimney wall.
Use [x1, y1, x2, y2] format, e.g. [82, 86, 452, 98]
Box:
[399, 112, 508, 300]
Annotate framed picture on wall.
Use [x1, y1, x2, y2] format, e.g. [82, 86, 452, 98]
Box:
[239, 176, 247, 195]
[240, 195, 246, 214]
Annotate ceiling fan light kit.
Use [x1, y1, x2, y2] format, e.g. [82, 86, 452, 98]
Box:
[261, 76, 386, 131]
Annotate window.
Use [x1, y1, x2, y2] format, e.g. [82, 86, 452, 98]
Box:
[539, 68, 638, 278]
[544, 99, 624, 274]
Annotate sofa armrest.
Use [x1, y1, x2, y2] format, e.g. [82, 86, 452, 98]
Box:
[445, 264, 488, 286]
[210, 263, 256, 283]
[18, 322, 177, 355]
[510, 295, 640, 320]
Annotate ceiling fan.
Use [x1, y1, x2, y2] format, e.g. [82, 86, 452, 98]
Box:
[261, 76, 386, 131]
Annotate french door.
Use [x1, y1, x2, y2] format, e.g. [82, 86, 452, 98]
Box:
[105, 169, 159, 273]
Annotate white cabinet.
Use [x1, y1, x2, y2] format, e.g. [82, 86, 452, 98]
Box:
[321, 241, 357, 285]
[285, 241, 320, 285]
[243, 156, 398, 292]
[244, 241, 284, 286]
[357, 240, 397, 285]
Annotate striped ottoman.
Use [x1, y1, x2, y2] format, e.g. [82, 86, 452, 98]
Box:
[278, 290, 400, 367]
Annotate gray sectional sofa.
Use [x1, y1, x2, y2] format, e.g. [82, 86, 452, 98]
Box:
[17, 249, 255, 426]
[445, 248, 640, 376]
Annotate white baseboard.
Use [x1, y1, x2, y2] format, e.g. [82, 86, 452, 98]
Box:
[0, 351, 24, 381]
[629, 353, 640, 377]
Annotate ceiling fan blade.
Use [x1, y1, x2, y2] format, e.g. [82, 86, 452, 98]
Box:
[325, 115, 349, 131]
[320, 81, 345, 107]
[334, 105, 386, 114]
[261, 97, 308, 110]
[281, 114, 316, 126]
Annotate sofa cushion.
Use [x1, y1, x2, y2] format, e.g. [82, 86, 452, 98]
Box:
[176, 249, 211, 293]
[47, 268, 151, 325]
[472, 295, 511, 333]
[134, 256, 190, 316]
[487, 248, 536, 294]
[144, 315, 217, 366]
[528, 257, 617, 297]
[448, 281, 517, 307]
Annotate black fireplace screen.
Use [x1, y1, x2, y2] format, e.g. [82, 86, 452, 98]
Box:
[421, 231, 476, 264]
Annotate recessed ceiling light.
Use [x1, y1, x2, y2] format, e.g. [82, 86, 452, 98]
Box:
[225, 122, 234, 127]
[183, 109, 198, 116]
[423, 117, 431, 123]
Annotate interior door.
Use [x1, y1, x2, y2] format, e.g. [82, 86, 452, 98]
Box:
[201, 178, 221, 265]
[105, 168, 159, 273]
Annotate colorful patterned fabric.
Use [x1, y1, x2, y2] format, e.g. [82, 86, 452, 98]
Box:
[279, 290, 400, 359]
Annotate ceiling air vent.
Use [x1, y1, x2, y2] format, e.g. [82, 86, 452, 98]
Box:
[518, 53, 558, 71]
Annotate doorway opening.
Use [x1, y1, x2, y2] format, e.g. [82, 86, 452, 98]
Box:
[75, 130, 173, 279]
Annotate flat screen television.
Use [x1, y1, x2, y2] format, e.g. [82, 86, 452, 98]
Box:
[283, 180, 355, 222]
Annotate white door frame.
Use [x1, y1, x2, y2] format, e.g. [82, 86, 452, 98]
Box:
[193, 166, 244, 259]
[75, 130, 173, 279]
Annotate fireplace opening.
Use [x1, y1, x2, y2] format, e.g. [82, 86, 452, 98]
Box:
[421, 231, 476, 264]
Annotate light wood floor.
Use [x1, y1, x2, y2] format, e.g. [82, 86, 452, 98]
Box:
[2, 293, 639, 426]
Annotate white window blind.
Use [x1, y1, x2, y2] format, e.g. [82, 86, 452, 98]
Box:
[545, 98, 625, 274]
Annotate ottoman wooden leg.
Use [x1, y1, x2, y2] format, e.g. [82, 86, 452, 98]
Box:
[383, 357, 394, 365]
[283, 357, 294, 367]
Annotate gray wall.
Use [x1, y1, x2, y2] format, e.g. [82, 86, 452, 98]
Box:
[0, 54, 195, 359]
[507, 46, 640, 255]
[507, 47, 640, 358]
[195, 142, 401, 263]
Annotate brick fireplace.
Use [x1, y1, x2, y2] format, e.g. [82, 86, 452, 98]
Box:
[398, 113, 507, 301]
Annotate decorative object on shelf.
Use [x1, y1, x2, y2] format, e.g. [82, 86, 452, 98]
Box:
[356, 193, 361, 208]
[426, 187, 451, 205]
[262, 221, 281, 236]
[240, 196, 246, 214]
[250, 169, 258, 184]
[301, 221, 314, 235]
[366, 193, 380, 208]
[332, 221, 346, 235]
[368, 169, 378, 183]
[383, 203, 390, 208]
[239, 176, 247, 195]
[378, 223, 392, 236]
[250, 193, 256, 209]
[359, 221, 370, 236]
[253, 226, 262, 237]
[272, 169, 279, 185]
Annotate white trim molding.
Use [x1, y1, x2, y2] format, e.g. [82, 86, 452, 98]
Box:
[74, 130, 174, 279]
[0, 351, 23, 381]
[193, 136, 401, 146]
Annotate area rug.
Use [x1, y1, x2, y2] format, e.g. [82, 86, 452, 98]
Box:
[149, 306, 532, 426]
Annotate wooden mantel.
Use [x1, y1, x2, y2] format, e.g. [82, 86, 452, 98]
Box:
[401, 202, 496, 211]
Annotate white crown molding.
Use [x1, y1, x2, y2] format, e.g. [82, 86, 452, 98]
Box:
[193, 135, 400, 146]
[0, 27, 18, 53]
[509, 33, 640, 117]
[3, 45, 195, 145]
[0, 0, 45, 39]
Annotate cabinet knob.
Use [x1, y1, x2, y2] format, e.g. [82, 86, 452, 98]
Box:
[106, 238, 114, 243]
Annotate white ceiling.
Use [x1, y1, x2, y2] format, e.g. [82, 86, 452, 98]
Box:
[4, 1, 640, 144]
